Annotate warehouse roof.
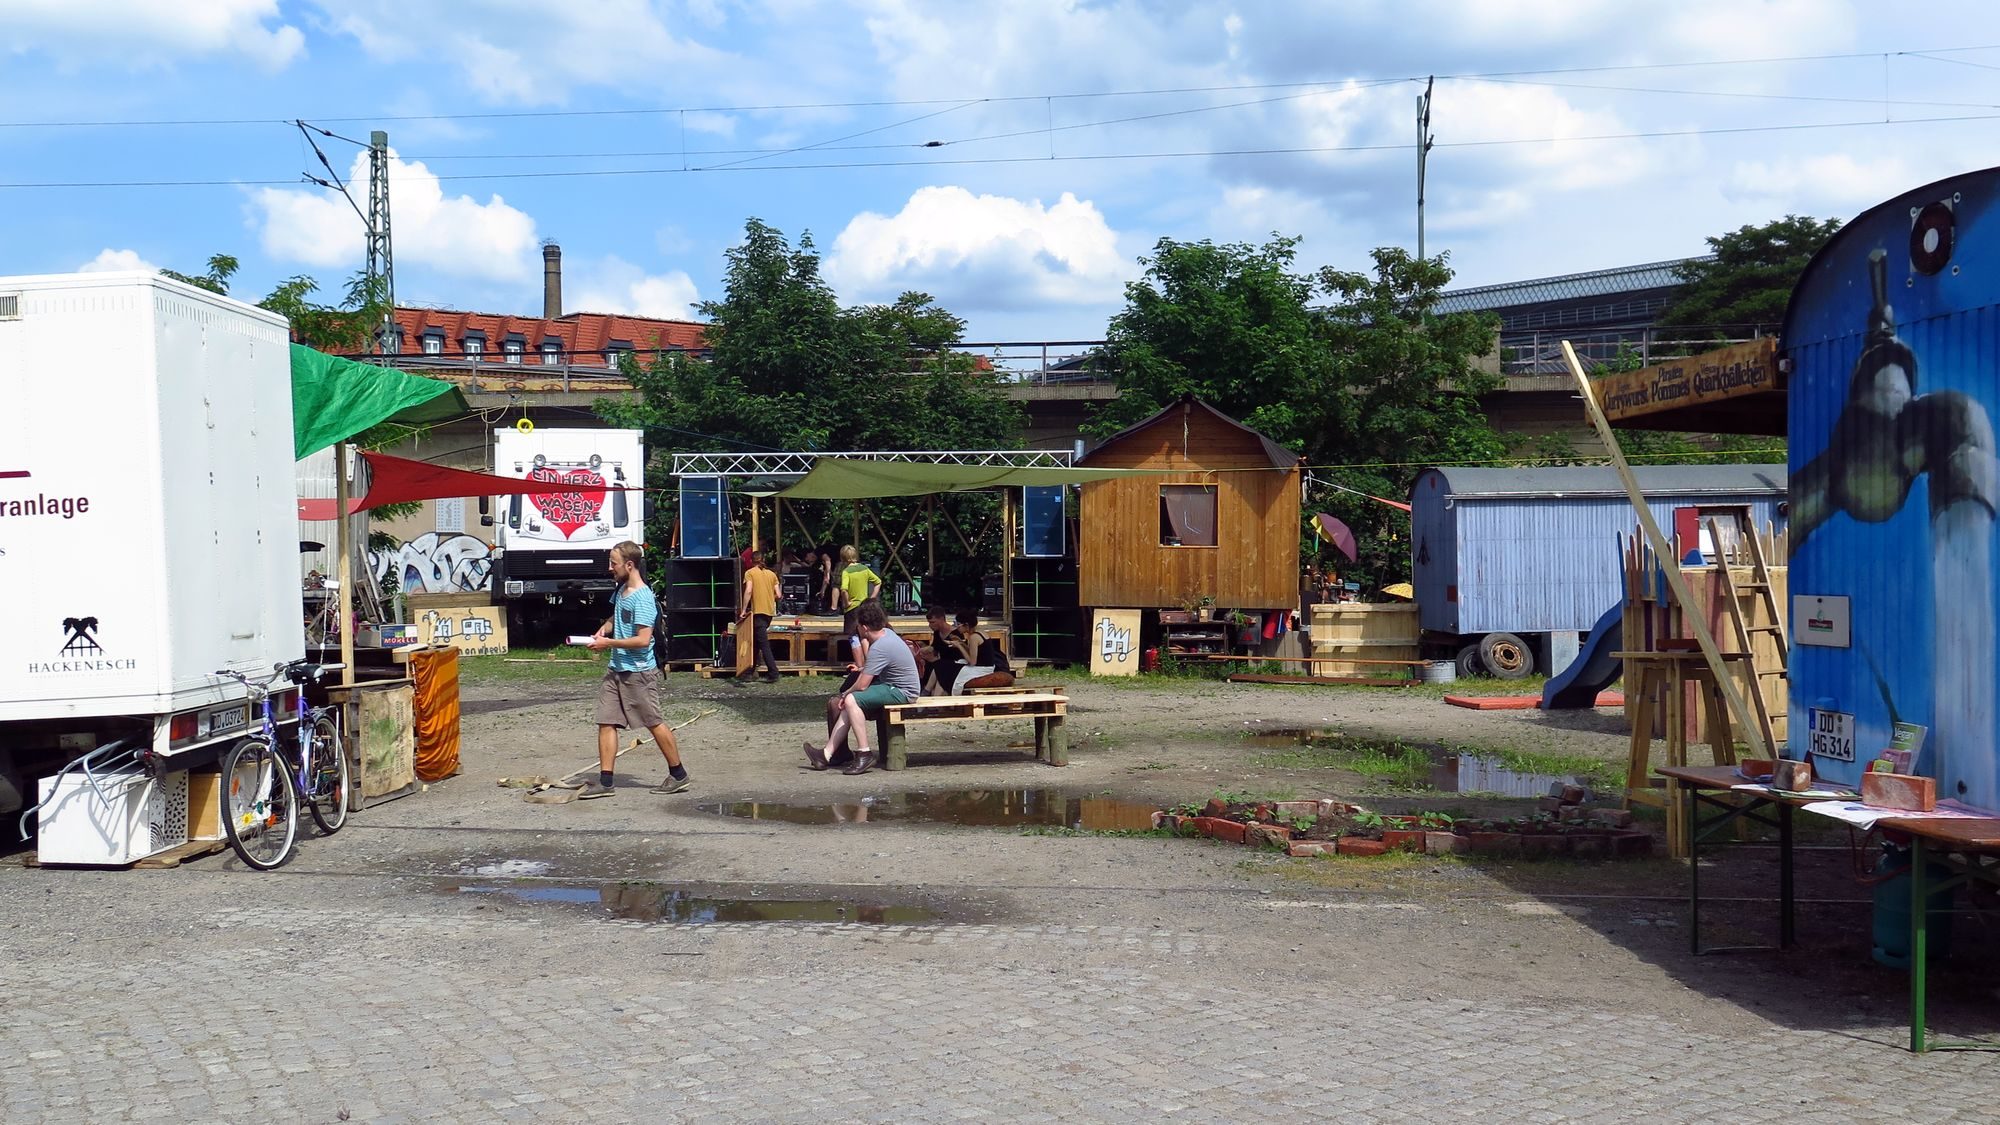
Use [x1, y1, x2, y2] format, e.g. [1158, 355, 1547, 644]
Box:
[1417, 464, 1786, 501]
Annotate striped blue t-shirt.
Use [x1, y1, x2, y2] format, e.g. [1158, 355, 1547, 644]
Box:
[608, 584, 659, 672]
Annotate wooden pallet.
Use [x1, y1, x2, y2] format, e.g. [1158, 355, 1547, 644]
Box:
[876, 693, 1069, 769]
[965, 683, 1064, 696]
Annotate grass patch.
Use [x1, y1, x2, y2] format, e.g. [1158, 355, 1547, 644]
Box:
[1480, 745, 1619, 791]
[1250, 731, 1438, 791]
[1385, 673, 1551, 700]
[459, 648, 605, 683]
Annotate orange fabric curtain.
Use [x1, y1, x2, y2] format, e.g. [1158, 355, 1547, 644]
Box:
[410, 647, 462, 782]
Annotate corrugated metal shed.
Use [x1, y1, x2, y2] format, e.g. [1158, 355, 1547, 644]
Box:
[1782, 165, 2000, 809]
[1411, 465, 1786, 636]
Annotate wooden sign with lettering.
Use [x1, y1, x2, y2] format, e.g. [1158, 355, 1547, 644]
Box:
[1591, 337, 1778, 423]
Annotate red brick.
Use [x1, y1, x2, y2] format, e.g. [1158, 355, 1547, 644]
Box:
[1204, 798, 1230, 818]
[1609, 830, 1653, 857]
[1193, 817, 1247, 845]
[1425, 831, 1466, 855]
[1287, 841, 1330, 858]
[1861, 772, 1937, 812]
[1336, 837, 1391, 857]
[1467, 832, 1522, 856]
[1273, 801, 1320, 818]
[1588, 808, 1635, 829]
[1382, 829, 1427, 853]
[1245, 824, 1294, 849]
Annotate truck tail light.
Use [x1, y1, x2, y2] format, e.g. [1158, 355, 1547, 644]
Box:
[169, 712, 198, 743]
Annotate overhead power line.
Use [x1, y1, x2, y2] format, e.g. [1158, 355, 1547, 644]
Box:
[2, 44, 1998, 130]
[6, 110, 1999, 190]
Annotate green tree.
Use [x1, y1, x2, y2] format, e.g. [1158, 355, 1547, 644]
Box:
[1087, 235, 1326, 449]
[1658, 214, 1842, 328]
[161, 253, 239, 295]
[1089, 236, 1505, 589]
[1313, 247, 1506, 585]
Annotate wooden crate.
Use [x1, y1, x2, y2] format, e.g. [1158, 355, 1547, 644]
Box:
[1308, 602, 1419, 677]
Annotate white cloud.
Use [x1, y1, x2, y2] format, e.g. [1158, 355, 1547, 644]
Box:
[826, 186, 1131, 311]
[1, 0, 302, 70]
[1724, 153, 1916, 211]
[567, 257, 702, 318]
[314, 0, 730, 105]
[248, 151, 539, 283]
[76, 248, 158, 273]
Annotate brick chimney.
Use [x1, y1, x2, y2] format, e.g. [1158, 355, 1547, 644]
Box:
[541, 240, 562, 319]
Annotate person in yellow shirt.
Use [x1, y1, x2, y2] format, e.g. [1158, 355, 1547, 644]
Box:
[739, 550, 782, 683]
[833, 544, 880, 612]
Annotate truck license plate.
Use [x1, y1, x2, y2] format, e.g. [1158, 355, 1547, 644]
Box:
[1809, 708, 1855, 762]
[199, 707, 248, 738]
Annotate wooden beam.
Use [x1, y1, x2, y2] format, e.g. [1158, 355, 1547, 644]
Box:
[1560, 339, 1769, 760]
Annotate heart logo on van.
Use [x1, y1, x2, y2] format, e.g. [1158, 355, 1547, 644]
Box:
[525, 467, 606, 539]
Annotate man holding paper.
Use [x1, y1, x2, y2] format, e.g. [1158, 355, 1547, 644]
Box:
[579, 541, 691, 799]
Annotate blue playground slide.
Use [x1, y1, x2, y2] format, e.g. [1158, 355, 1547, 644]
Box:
[1541, 603, 1623, 710]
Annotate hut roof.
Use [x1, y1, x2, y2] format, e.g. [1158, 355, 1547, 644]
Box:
[1078, 396, 1300, 471]
[1419, 464, 1786, 501]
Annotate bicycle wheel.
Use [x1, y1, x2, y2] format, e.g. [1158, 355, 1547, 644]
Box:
[222, 737, 298, 870]
[303, 713, 351, 835]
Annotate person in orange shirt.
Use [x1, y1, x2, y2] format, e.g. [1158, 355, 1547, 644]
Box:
[739, 550, 782, 684]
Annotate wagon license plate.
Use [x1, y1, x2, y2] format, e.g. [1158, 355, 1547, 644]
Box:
[1809, 708, 1855, 763]
[199, 706, 248, 738]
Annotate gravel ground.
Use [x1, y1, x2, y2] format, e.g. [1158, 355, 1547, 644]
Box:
[2, 659, 1995, 1121]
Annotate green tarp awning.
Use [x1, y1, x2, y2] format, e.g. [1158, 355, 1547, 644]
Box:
[290, 345, 469, 460]
[770, 459, 1152, 500]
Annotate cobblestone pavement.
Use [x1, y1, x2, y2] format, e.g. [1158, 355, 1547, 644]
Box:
[3, 844, 1998, 1123]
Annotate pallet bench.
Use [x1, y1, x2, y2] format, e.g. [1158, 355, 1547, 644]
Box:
[873, 692, 1069, 770]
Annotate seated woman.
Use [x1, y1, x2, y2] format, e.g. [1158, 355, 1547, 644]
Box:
[939, 608, 1013, 694]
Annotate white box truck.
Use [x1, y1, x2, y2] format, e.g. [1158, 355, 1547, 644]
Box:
[488, 426, 645, 643]
[0, 272, 303, 825]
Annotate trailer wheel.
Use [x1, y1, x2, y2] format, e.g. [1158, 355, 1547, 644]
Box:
[1479, 632, 1534, 679]
[1454, 643, 1486, 679]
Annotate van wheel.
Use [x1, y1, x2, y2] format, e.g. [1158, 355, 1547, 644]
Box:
[1455, 643, 1486, 679]
[1479, 632, 1534, 679]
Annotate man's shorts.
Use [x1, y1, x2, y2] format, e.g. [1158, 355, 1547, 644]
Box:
[596, 669, 665, 729]
[848, 682, 911, 718]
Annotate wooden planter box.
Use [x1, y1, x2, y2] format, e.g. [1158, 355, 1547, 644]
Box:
[1308, 602, 1419, 677]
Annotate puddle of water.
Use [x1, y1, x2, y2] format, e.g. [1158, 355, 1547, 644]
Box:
[695, 788, 1159, 831]
[1247, 729, 1584, 796]
[461, 859, 555, 877]
[444, 881, 938, 925]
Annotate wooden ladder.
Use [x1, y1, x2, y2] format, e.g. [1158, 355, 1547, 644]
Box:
[1707, 519, 1790, 756]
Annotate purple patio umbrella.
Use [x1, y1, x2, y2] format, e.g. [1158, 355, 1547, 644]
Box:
[1314, 513, 1357, 561]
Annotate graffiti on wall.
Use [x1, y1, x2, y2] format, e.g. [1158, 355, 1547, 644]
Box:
[371, 533, 494, 594]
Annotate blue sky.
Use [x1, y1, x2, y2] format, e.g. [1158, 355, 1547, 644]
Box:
[8, 1, 2000, 340]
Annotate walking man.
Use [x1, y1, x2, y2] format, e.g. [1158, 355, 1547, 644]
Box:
[739, 550, 781, 683]
[582, 541, 691, 798]
[807, 601, 919, 775]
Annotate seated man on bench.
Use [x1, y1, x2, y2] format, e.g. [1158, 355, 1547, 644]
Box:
[807, 601, 919, 775]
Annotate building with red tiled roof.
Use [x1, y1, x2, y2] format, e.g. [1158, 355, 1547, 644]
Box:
[386, 242, 707, 373]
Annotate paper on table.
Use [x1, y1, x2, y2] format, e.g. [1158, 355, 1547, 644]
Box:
[1801, 799, 1993, 829]
[1730, 782, 1857, 799]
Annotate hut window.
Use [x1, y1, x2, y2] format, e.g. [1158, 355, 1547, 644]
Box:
[1160, 485, 1218, 547]
[1696, 505, 1752, 562]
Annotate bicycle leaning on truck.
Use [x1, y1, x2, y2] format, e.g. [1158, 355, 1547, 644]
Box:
[212, 660, 352, 870]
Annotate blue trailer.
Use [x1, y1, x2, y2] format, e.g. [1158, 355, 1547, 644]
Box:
[1785, 166, 2000, 811]
[1410, 465, 1787, 677]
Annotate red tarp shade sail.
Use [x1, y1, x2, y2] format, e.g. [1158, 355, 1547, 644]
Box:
[297, 450, 642, 520]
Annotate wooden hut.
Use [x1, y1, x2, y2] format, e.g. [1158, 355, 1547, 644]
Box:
[1076, 397, 1302, 613]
